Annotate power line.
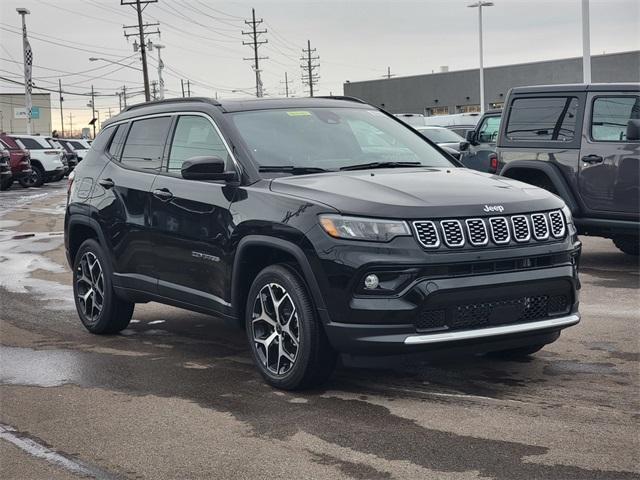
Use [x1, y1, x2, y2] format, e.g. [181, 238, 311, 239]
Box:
[301, 40, 320, 97]
[242, 8, 268, 98]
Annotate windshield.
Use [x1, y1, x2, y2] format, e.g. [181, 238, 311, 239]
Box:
[230, 107, 454, 171]
[416, 127, 463, 144]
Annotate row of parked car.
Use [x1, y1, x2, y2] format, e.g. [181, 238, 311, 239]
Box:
[0, 134, 91, 190]
[400, 83, 640, 255]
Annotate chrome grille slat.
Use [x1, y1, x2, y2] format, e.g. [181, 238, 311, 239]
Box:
[548, 210, 566, 238]
[465, 218, 488, 246]
[531, 213, 550, 240]
[511, 215, 531, 242]
[489, 217, 510, 244]
[413, 221, 440, 248]
[441, 220, 465, 247]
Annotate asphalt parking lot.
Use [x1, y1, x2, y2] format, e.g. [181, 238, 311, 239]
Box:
[1, 183, 638, 480]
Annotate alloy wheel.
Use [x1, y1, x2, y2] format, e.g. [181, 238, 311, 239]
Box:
[76, 252, 105, 324]
[251, 283, 300, 375]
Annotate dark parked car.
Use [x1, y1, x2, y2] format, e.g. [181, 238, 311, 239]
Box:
[496, 83, 640, 255]
[47, 137, 77, 175]
[463, 109, 501, 173]
[0, 144, 11, 190]
[65, 97, 581, 390]
[0, 135, 32, 190]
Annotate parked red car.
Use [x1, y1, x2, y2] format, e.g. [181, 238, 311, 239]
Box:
[0, 134, 32, 190]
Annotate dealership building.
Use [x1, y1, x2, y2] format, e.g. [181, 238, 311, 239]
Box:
[0, 93, 52, 135]
[343, 50, 640, 115]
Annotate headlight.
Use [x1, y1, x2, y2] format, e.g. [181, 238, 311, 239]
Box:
[319, 214, 410, 242]
[561, 204, 574, 226]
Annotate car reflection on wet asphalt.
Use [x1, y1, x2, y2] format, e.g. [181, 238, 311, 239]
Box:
[1, 182, 638, 480]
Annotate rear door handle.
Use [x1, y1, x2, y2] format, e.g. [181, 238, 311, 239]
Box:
[581, 154, 604, 164]
[153, 188, 174, 201]
[98, 178, 114, 189]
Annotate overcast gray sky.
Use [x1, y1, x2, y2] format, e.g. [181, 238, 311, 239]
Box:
[1, 0, 638, 132]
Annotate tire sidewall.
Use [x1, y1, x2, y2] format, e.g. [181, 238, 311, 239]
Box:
[245, 265, 316, 389]
[73, 239, 117, 333]
[19, 165, 44, 188]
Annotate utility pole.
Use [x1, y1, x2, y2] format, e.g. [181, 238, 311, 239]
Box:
[68, 112, 73, 137]
[121, 0, 159, 102]
[181, 79, 185, 97]
[280, 71, 294, 98]
[122, 85, 127, 108]
[581, 0, 591, 83]
[88, 84, 96, 138]
[300, 40, 319, 97]
[187, 80, 191, 97]
[17, 8, 32, 134]
[155, 43, 165, 100]
[151, 80, 158, 100]
[382, 67, 395, 79]
[107, 107, 112, 119]
[58, 79, 65, 137]
[242, 8, 268, 97]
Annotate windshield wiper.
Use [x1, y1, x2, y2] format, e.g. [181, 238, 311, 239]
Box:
[339, 161, 422, 171]
[258, 165, 330, 175]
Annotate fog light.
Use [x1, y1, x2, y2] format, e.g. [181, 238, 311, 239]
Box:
[363, 274, 379, 290]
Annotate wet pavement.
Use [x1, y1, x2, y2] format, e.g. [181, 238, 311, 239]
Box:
[1, 183, 639, 479]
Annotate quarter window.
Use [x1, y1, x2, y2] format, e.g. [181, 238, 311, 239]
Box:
[506, 97, 579, 142]
[108, 124, 127, 159]
[120, 117, 172, 171]
[591, 96, 640, 142]
[167, 115, 229, 172]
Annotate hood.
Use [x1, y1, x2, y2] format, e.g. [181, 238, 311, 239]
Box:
[270, 167, 563, 218]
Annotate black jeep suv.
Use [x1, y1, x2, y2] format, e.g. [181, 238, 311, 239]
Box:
[497, 83, 640, 255]
[65, 97, 581, 390]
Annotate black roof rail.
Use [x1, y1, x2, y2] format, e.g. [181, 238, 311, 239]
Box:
[315, 95, 368, 104]
[122, 97, 221, 112]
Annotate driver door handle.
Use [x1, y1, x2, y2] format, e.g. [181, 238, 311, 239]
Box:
[98, 178, 114, 189]
[581, 154, 604, 164]
[153, 188, 174, 201]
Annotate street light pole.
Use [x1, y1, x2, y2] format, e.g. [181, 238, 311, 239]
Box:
[468, 1, 494, 115]
[581, 0, 591, 83]
[155, 44, 165, 100]
[17, 8, 32, 134]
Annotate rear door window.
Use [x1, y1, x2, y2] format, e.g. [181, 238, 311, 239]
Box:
[15, 137, 47, 149]
[506, 97, 579, 142]
[166, 115, 229, 172]
[120, 117, 171, 171]
[591, 96, 640, 142]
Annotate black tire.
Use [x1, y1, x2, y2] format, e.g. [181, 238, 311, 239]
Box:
[245, 264, 337, 390]
[73, 239, 134, 334]
[49, 172, 65, 183]
[487, 344, 545, 359]
[18, 165, 44, 188]
[0, 176, 12, 191]
[612, 235, 639, 256]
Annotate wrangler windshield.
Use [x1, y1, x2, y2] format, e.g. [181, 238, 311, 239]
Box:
[230, 107, 454, 171]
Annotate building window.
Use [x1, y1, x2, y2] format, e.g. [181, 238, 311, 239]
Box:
[457, 104, 480, 114]
[426, 106, 449, 116]
[489, 102, 504, 110]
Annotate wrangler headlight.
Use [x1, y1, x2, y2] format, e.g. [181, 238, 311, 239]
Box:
[319, 214, 410, 242]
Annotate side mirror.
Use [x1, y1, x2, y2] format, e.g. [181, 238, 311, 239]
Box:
[181, 156, 237, 181]
[626, 119, 640, 141]
[459, 141, 470, 151]
[465, 130, 477, 145]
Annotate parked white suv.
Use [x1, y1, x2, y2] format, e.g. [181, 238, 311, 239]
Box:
[10, 134, 66, 187]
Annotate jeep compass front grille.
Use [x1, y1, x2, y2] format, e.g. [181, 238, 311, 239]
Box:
[412, 210, 565, 249]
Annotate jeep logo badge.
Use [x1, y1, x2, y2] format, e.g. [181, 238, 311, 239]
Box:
[483, 205, 505, 213]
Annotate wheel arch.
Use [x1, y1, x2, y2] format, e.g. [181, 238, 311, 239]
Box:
[66, 216, 110, 268]
[500, 160, 579, 214]
[231, 235, 329, 327]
